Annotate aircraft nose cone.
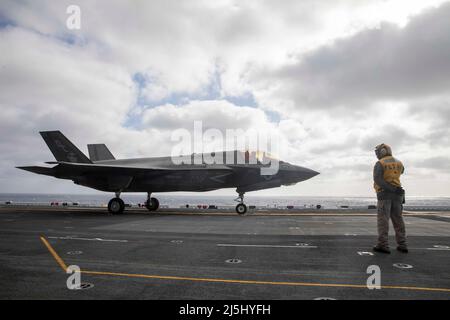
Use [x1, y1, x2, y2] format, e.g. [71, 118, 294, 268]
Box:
[293, 166, 319, 180]
[303, 167, 320, 179]
[280, 163, 319, 184]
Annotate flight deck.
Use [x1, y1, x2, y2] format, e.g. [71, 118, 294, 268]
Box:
[1, 205, 449, 300]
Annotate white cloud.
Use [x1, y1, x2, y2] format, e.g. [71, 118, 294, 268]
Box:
[0, 0, 449, 196]
[142, 100, 269, 131]
[256, 2, 450, 110]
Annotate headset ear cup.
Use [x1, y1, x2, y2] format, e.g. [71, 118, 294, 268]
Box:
[385, 145, 392, 156]
[375, 144, 390, 159]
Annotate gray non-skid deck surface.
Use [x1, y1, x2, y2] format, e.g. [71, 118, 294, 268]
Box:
[0, 207, 449, 299]
[96, 214, 450, 236]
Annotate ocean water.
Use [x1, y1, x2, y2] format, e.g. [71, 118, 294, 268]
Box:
[1, 193, 450, 209]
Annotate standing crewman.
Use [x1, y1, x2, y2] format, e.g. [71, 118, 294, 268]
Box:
[373, 143, 408, 254]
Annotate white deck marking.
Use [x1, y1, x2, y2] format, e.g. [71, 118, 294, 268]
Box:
[48, 236, 128, 242]
[217, 243, 317, 248]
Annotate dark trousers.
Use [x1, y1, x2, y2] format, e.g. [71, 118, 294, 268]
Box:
[377, 199, 407, 248]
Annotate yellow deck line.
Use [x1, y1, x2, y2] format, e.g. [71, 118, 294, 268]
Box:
[80, 270, 450, 292]
[40, 236, 450, 293]
[40, 236, 67, 272]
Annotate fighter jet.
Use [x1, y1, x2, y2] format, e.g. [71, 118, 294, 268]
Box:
[17, 131, 319, 214]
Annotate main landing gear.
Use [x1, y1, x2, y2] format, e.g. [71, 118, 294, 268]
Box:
[234, 192, 247, 215]
[145, 192, 159, 211]
[107, 192, 160, 214]
[108, 192, 125, 215]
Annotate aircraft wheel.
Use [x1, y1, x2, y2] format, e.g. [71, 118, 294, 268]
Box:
[236, 203, 247, 215]
[108, 198, 125, 214]
[145, 197, 160, 211]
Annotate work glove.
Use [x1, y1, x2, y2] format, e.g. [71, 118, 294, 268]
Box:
[395, 187, 405, 195]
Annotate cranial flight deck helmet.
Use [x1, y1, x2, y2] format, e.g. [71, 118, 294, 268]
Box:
[375, 143, 392, 160]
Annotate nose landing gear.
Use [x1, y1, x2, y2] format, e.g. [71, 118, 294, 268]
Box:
[234, 192, 247, 215]
[145, 192, 159, 211]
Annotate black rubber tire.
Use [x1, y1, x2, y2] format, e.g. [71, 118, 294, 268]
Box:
[108, 198, 125, 214]
[236, 203, 247, 215]
[145, 197, 160, 211]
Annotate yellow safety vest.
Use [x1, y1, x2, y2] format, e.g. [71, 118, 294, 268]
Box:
[374, 156, 404, 193]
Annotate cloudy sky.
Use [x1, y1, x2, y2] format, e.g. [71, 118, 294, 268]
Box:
[1, 0, 449, 197]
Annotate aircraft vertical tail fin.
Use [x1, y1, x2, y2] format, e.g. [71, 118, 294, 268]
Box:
[87, 144, 115, 161]
[40, 131, 92, 163]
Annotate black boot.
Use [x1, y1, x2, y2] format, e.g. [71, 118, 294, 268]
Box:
[397, 246, 409, 253]
[373, 246, 391, 254]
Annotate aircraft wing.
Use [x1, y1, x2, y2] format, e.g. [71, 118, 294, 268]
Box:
[59, 161, 231, 170]
[45, 162, 234, 176]
[16, 166, 56, 176]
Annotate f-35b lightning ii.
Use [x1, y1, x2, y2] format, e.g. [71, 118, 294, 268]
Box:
[17, 131, 319, 214]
